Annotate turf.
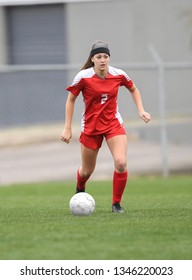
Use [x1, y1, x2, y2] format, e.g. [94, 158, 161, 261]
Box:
[0, 176, 192, 260]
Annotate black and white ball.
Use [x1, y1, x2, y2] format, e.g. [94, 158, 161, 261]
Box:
[69, 193, 95, 216]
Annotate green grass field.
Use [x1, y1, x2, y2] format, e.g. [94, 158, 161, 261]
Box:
[0, 176, 192, 260]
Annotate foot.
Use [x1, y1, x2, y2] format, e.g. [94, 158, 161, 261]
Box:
[112, 202, 124, 213]
[76, 186, 85, 193]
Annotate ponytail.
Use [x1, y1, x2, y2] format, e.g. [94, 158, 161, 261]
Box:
[81, 55, 94, 70]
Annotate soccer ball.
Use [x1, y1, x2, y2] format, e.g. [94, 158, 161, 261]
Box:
[69, 192, 95, 216]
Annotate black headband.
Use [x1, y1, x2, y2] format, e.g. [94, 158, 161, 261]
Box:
[90, 47, 110, 57]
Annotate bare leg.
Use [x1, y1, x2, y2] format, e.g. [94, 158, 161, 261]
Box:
[76, 144, 99, 191]
[79, 144, 99, 177]
[107, 135, 128, 173]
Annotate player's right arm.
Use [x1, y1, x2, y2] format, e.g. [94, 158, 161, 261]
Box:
[61, 92, 77, 143]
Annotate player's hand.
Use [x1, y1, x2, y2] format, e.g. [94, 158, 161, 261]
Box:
[60, 128, 72, 143]
[139, 111, 151, 123]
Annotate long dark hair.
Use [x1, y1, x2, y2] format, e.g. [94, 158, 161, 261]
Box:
[81, 55, 94, 70]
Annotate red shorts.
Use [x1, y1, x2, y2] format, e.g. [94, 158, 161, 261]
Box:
[79, 125, 126, 150]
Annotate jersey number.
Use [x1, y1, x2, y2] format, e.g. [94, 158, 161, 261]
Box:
[101, 94, 108, 104]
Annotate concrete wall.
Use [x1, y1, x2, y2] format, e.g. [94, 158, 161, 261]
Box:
[66, 0, 192, 64]
[1, 0, 192, 64]
[0, 7, 8, 64]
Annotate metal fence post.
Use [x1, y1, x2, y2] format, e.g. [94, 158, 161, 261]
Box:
[148, 44, 169, 177]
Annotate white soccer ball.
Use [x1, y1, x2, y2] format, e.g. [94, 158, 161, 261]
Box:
[69, 192, 95, 216]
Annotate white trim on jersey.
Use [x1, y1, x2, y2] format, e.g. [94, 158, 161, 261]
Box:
[115, 105, 123, 125]
[72, 66, 131, 86]
[81, 109, 85, 132]
[108, 66, 131, 81]
[72, 67, 95, 85]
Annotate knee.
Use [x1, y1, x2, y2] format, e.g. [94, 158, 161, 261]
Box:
[114, 158, 127, 173]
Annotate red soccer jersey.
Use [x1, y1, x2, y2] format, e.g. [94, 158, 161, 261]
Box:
[66, 66, 133, 135]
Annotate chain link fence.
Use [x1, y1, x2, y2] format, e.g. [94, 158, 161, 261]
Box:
[0, 66, 68, 127]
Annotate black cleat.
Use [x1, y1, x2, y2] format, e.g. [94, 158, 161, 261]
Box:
[112, 202, 124, 213]
[75, 186, 85, 193]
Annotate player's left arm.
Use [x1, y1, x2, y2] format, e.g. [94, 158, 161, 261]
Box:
[129, 83, 151, 123]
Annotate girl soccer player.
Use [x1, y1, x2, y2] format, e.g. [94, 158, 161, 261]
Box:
[61, 41, 150, 213]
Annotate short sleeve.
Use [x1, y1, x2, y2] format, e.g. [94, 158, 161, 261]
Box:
[120, 69, 133, 89]
[66, 71, 84, 96]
